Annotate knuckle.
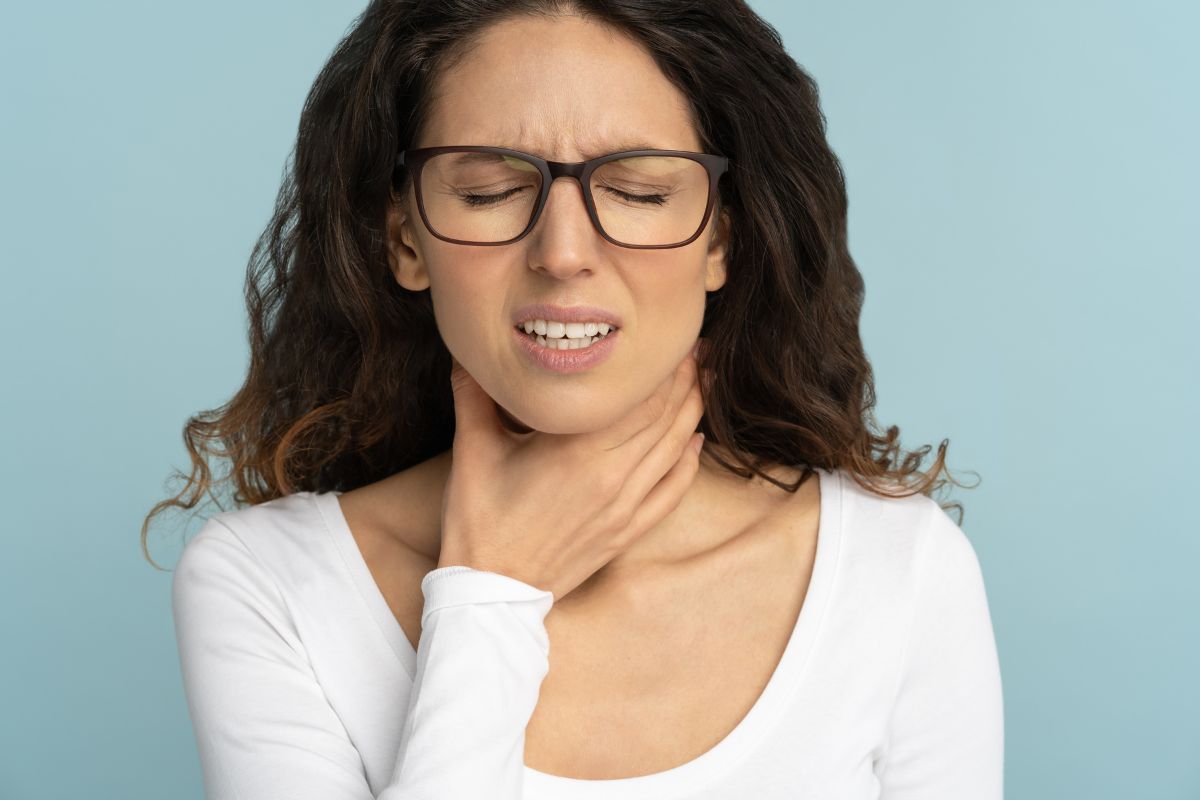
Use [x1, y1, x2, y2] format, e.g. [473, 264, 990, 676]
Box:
[601, 500, 634, 532]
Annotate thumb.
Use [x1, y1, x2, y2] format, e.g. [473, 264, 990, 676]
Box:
[448, 357, 501, 439]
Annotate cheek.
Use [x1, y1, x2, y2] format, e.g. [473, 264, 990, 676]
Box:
[426, 278, 494, 367]
[629, 291, 705, 384]
[425, 250, 504, 338]
[618, 248, 704, 318]
[637, 261, 709, 329]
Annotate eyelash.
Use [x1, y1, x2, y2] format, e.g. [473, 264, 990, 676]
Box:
[459, 186, 667, 207]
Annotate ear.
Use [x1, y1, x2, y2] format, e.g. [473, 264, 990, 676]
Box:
[704, 207, 730, 292]
[385, 194, 430, 291]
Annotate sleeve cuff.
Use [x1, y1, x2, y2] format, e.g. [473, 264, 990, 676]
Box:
[420, 565, 554, 625]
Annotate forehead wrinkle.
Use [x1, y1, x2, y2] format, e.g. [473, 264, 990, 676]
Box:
[438, 70, 700, 158]
[462, 118, 673, 161]
[532, 110, 679, 159]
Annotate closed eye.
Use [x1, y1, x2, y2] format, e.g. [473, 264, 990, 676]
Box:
[458, 186, 530, 207]
[601, 187, 668, 206]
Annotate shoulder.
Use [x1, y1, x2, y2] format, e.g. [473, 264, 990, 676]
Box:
[820, 471, 997, 693]
[832, 470, 986, 600]
[171, 499, 319, 663]
[172, 492, 333, 609]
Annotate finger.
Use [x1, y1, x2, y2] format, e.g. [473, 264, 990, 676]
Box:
[449, 357, 503, 441]
[628, 431, 704, 537]
[592, 347, 699, 452]
[613, 353, 700, 461]
[609, 378, 704, 517]
[692, 337, 713, 394]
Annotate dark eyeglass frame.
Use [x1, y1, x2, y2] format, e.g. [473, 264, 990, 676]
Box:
[394, 145, 730, 250]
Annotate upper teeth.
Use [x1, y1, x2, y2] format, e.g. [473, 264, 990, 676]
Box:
[519, 319, 615, 339]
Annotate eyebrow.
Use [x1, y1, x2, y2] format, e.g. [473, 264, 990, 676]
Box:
[494, 141, 667, 160]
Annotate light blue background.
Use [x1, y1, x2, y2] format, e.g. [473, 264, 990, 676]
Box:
[1, 1, 1195, 797]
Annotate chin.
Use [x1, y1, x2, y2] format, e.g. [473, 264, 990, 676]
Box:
[495, 396, 628, 436]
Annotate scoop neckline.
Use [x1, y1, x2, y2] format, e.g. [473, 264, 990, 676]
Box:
[315, 465, 843, 800]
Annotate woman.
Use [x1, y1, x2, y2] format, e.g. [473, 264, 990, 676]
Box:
[150, 1, 1004, 798]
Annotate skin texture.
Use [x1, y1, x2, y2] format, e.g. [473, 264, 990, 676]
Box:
[349, 13, 823, 779]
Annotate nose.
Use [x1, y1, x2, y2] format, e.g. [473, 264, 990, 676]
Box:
[525, 176, 603, 278]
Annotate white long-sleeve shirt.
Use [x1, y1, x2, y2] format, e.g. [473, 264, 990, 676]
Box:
[171, 466, 1004, 799]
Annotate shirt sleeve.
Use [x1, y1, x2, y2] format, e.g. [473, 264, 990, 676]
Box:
[875, 506, 1006, 800]
[387, 565, 553, 797]
[172, 517, 554, 800]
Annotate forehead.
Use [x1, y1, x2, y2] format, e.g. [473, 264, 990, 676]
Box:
[419, 14, 701, 159]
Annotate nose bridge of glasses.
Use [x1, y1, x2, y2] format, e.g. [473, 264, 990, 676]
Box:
[542, 159, 590, 203]
[538, 160, 595, 227]
[544, 159, 588, 181]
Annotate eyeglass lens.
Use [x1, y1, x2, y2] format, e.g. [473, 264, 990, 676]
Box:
[417, 151, 711, 246]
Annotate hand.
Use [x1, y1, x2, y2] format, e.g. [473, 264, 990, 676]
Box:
[437, 341, 707, 602]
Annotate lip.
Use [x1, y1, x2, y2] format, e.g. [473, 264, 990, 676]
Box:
[512, 324, 620, 373]
[510, 303, 623, 328]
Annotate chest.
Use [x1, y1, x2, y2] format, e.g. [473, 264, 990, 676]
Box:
[355, 492, 819, 781]
[521, 538, 816, 780]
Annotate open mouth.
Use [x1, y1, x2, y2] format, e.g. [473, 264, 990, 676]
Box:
[514, 323, 619, 350]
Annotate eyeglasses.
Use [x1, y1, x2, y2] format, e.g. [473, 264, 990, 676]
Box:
[395, 146, 729, 249]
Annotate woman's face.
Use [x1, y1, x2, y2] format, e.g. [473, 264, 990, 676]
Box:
[387, 13, 729, 435]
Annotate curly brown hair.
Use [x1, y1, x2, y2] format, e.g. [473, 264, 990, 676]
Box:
[142, 0, 976, 569]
